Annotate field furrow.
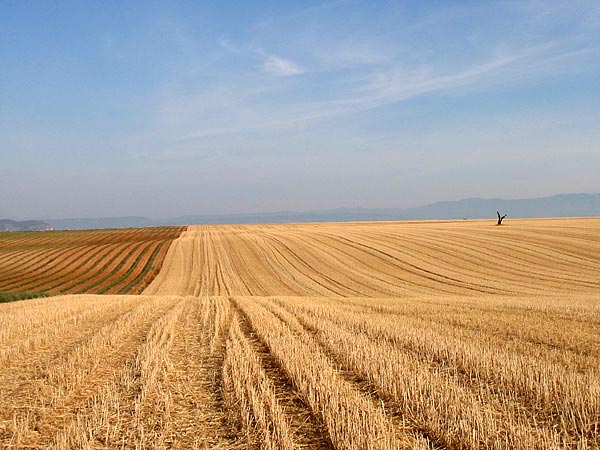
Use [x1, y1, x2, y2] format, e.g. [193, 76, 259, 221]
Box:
[253, 297, 434, 449]
[99, 241, 160, 294]
[16, 244, 129, 293]
[0, 226, 185, 297]
[270, 298, 591, 448]
[228, 299, 335, 449]
[29, 296, 183, 448]
[0, 295, 165, 445]
[0, 244, 103, 289]
[143, 219, 600, 297]
[233, 296, 402, 450]
[0, 247, 69, 278]
[159, 297, 240, 449]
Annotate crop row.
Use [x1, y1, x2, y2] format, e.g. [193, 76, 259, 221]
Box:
[0, 226, 185, 297]
[145, 219, 600, 297]
[2, 294, 596, 448]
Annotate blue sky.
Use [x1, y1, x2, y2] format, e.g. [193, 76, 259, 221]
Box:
[1, 0, 599, 219]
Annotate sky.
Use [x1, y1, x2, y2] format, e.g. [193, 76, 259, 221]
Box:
[1, 0, 599, 220]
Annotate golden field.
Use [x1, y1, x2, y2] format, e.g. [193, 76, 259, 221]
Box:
[1, 218, 599, 449]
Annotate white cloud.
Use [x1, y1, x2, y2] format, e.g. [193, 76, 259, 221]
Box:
[262, 55, 303, 76]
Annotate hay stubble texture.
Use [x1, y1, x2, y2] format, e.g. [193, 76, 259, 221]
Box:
[1, 218, 599, 449]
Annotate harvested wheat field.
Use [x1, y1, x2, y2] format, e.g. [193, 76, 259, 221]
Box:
[1, 218, 599, 449]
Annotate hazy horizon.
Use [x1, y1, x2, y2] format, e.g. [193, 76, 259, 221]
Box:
[2, 1, 599, 220]
[1, 191, 596, 223]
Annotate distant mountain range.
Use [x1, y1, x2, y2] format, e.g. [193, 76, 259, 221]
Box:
[0, 219, 53, 232]
[44, 216, 154, 231]
[2, 193, 598, 231]
[399, 193, 600, 220]
[31, 193, 597, 230]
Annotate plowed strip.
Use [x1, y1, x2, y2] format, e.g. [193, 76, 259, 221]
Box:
[0, 226, 185, 296]
[13, 244, 126, 293]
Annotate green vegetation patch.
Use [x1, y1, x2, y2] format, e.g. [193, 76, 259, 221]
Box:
[0, 291, 48, 303]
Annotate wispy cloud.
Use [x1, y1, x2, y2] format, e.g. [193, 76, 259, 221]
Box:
[218, 36, 304, 77]
[131, 0, 600, 161]
[262, 55, 303, 76]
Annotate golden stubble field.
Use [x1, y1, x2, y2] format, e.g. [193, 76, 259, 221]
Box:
[1, 218, 599, 449]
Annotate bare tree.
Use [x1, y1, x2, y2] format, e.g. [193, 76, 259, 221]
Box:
[497, 211, 507, 225]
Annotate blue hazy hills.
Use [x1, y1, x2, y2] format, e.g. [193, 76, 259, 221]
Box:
[33, 193, 600, 230]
